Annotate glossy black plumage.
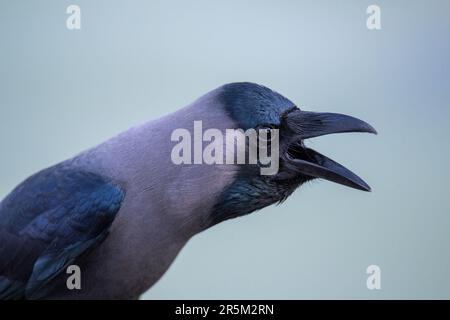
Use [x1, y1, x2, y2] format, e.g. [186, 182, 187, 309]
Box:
[0, 165, 124, 299]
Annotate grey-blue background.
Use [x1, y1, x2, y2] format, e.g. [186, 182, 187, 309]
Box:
[1, 0, 449, 299]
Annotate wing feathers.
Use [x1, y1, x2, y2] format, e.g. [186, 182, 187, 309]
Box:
[0, 166, 125, 299]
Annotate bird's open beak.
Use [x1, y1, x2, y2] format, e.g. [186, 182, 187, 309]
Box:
[282, 109, 377, 191]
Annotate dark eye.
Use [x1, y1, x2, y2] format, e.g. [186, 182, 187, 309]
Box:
[256, 124, 277, 142]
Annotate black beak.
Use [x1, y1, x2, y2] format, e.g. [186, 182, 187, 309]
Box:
[283, 109, 377, 191]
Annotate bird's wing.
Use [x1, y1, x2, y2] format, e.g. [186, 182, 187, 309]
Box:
[0, 165, 125, 299]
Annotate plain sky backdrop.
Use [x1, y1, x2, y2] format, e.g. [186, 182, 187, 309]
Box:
[0, 0, 449, 299]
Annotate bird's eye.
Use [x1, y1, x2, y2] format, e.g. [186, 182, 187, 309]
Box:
[257, 125, 277, 142]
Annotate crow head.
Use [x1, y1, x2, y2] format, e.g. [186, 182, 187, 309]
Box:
[210, 82, 376, 225]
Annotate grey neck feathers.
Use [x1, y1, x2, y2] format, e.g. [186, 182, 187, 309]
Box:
[76, 87, 240, 234]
